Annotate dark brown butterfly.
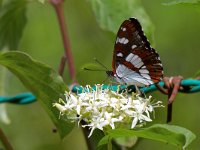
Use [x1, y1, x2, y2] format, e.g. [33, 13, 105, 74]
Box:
[107, 18, 163, 87]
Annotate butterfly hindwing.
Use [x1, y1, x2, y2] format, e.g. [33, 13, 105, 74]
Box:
[112, 18, 163, 86]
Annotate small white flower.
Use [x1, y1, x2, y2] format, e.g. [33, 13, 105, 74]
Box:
[53, 103, 66, 114]
[54, 84, 164, 137]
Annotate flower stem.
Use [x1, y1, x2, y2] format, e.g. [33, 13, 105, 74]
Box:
[108, 137, 112, 150]
[0, 128, 14, 150]
[50, 0, 76, 83]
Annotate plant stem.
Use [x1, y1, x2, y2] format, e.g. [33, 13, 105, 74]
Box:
[81, 123, 94, 150]
[0, 128, 14, 150]
[108, 137, 112, 150]
[50, 1, 93, 150]
[58, 55, 66, 76]
[167, 88, 173, 123]
[50, 0, 76, 82]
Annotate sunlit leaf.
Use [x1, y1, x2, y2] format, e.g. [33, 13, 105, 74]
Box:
[0, 104, 10, 124]
[0, 51, 74, 138]
[0, 0, 27, 50]
[114, 136, 138, 148]
[163, 0, 200, 5]
[38, 0, 46, 4]
[98, 124, 196, 149]
[0, 64, 10, 124]
[88, 0, 155, 44]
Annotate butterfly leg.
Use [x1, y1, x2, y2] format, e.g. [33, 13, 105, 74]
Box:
[134, 85, 147, 98]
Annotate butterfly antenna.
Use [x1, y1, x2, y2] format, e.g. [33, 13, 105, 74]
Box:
[83, 68, 106, 71]
[94, 58, 109, 71]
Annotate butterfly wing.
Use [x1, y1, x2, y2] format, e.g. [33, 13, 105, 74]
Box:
[112, 18, 163, 86]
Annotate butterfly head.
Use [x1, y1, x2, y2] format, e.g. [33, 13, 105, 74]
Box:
[106, 71, 114, 77]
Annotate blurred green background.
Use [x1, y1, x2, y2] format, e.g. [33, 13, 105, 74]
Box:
[1, 0, 200, 149]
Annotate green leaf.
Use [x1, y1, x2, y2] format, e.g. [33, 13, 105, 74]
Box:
[0, 0, 27, 50]
[98, 124, 196, 149]
[38, 0, 46, 4]
[88, 0, 155, 44]
[163, 0, 200, 5]
[114, 136, 138, 148]
[0, 51, 74, 138]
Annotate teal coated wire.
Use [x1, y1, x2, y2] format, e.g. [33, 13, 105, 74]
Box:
[0, 79, 200, 104]
[0, 93, 36, 104]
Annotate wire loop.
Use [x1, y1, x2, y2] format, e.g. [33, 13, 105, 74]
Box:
[1, 79, 200, 104]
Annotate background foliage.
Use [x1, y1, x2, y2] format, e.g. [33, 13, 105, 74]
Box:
[1, 0, 200, 149]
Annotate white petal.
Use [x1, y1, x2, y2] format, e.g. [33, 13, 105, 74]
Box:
[131, 117, 138, 128]
[76, 105, 81, 115]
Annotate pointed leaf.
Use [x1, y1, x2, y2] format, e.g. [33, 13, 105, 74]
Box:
[98, 124, 196, 149]
[0, 51, 74, 138]
[163, 0, 200, 5]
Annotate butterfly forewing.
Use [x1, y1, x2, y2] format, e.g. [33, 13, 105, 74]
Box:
[112, 18, 163, 86]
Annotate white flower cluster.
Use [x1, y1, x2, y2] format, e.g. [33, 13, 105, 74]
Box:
[54, 84, 163, 137]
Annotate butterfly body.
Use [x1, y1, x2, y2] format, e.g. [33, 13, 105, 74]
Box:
[108, 18, 163, 87]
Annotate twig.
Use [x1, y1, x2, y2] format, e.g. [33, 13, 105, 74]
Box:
[156, 76, 184, 122]
[50, 0, 76, 82]
[50, 1, 92, 149]
[58, 55, 66, 75]
[0, 128, 14, 150]
[167, 89, 173, 123]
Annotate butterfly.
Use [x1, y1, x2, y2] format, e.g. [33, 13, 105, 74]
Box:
[106, 18, 163, 87]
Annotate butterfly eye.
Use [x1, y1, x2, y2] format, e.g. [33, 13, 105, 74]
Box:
[106, 71, 114, 77]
